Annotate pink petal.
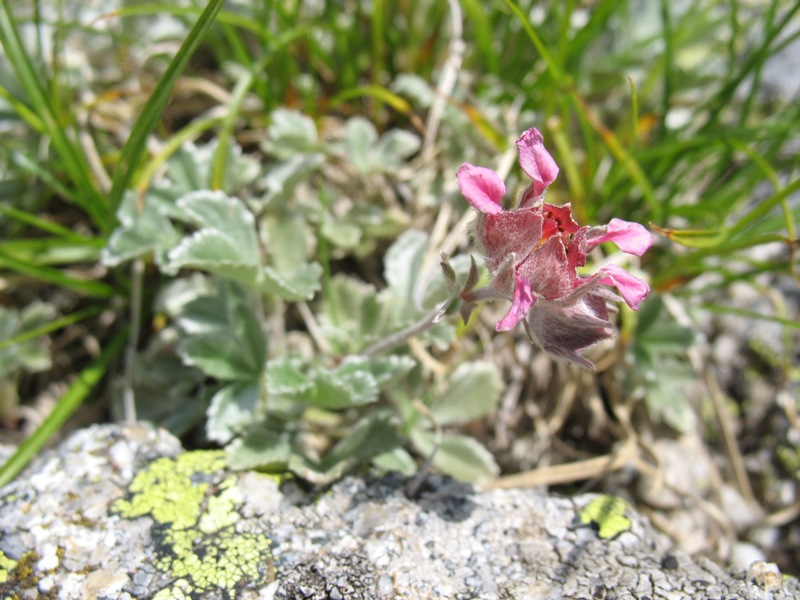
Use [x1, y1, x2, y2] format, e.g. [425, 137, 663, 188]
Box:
[456, 164, 505, 215]
[588, 219, 652, 256]
[496, 276, 535, 331]
[516, 128, 559, 197]
[526, 300, 613, 370]
[599, 264, 650, 310]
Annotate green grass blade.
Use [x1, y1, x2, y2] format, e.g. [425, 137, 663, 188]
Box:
[106, 4, 265, 37]
[0, 306, 103, 351]
[0, 249, 114, 298]
[0, 327, 127, 488]
[0, 238, 103, 266]
[699, 304, 800, 330]
[0, 203, 90, 241]
[503, 0, 564, 83]
[0, 0, 109, 230]
[108, 0, 225, 214]
[461, 0, 498, 74]
[210, 68, 254, 191]
[4, 150, 81, 206]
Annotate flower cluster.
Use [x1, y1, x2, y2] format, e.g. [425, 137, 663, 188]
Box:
[455, 128, 652, 369]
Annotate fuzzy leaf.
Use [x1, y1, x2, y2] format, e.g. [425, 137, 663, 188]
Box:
[383, 230, 427, 310]
[261, 262, 322, 301]
[410, 429, 499, 483]
[102, 191, 179, 267]
[643, 360, 698, 433]
[179, 333, 262, 381]
[226, 428, 291, 471]
[262, 153, 326, 206]
[321, 214, 362, 249]
[361, 355, 417, 386]
[431, 361, 504, 425]
[287, 412, 401, 484]
[175, 287, 267, 381]
[312, 361, 380, 409]
[266, 357, 314, 396]
[261, 108, 322, 159]
[206, 382, 262, 444]
[165, 191, 261, 285]
[345, 117, 419, 174]
[263, 210, 313, 274]
[172, 140, 260, 193]
[372, 447, 417, 476]
[345, 117, 379, 173]
[324, 411, 402, 468]
[373, 129, 420, 169]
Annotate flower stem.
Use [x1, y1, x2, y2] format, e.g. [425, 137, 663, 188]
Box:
[360, 304, 447, 357]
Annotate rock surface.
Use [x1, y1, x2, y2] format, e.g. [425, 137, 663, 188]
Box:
[1, 423, 798, 600]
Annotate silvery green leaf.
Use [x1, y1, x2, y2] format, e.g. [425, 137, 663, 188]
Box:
[322, 411, 401, 468]
[312, 362, 380, 409]
[175, 285, 267, 381]
[0, 302, 55, 377]
[221, 141, 261, 192]
[159, 139, 259, 196]
[266, 357, 314, 396]
[321, 213, 362, 249]
[290, 412, 402, 484]
[154, 274, 214, 318]
[262, 153, 326, 205]
[261, 108, 323, 159]
[263, 210, 313, 274]
[391, 74, 435, 107]
[410, 429, 499, 483]
[226, 428, 291, 471]
[206, 382, 262, 444]
[179, 333, 264, 381]
[383, 229, 427, 309]
[372, 447, 417, 476]
[317, 275, 403, 355]
[176, 190, 259, 249]
[346, 117, 419, 174]
[431, 361, 503, 425]
[165, 191, 261, 285]
[345, 117, 378, 173]
[361, 355, 417, 386]
[102, 190, 179, 267]
[260, 262, 322, 301]
[165, 140, 211, 192]
[373, 129, 420, 169]
[643, 360, 698, 434]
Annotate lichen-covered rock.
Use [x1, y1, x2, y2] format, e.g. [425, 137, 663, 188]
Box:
[1, 423, 798, 599]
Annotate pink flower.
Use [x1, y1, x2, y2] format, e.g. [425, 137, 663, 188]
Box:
[456, 127, 653, 369]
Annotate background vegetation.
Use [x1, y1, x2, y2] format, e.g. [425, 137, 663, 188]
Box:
[1, 0, 798, 572]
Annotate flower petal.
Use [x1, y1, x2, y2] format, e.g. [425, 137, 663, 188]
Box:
[516, 128, 559, 198]
[456, 164, 505, 215]
[496, 275, 535, 331]
[526, 300, 613, 369]
[587, 219, 652, 256]
[599, 264, 650, 310]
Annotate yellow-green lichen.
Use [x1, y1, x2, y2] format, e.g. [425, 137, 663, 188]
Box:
[152, 577, 194, 600]
[0, 551, 39, 598]
[114, 450, 227, 530]
[112, 450, 272, 596]
[0, 550, 17, 584]
[579, 495, 632, 539]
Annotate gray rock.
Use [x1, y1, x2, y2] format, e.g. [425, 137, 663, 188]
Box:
[1, 423, 798, 599]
